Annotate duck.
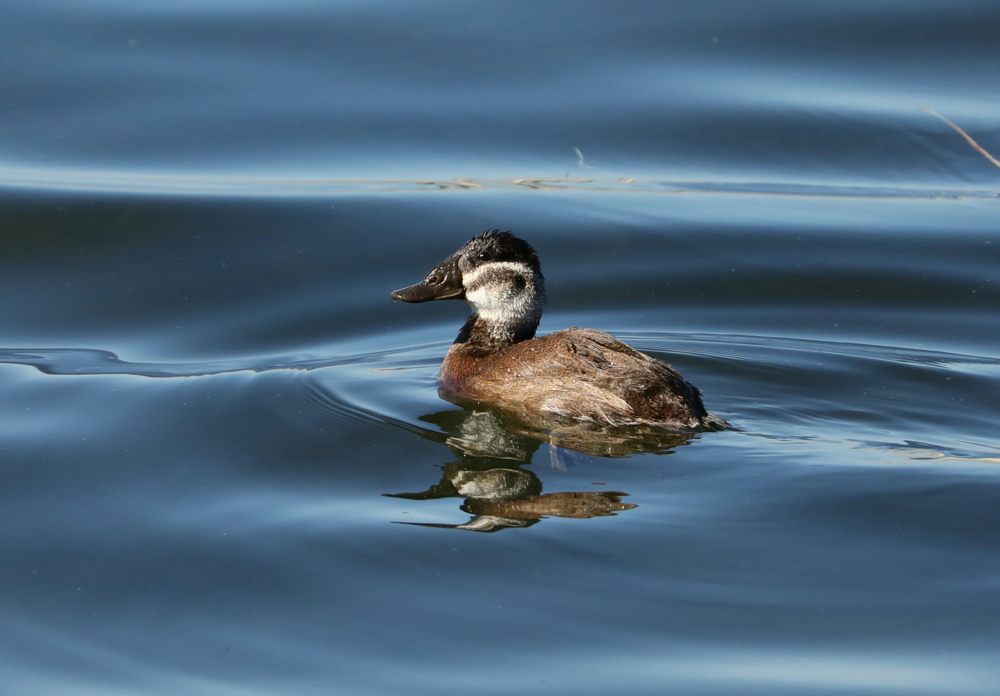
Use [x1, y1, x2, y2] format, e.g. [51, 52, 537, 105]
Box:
[391, 229, 726, 432]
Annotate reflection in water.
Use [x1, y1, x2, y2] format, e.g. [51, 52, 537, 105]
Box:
[388, 455, 637, 532]
[438, 389, 703, 458]
[386, 404, 697, 532]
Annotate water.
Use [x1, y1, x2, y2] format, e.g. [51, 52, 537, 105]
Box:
[2, 1, 999, 694]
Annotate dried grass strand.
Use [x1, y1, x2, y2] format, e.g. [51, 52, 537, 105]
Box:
[921, 105, 1000, 171]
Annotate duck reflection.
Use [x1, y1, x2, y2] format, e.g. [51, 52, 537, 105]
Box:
[386, 403, 697, 532]
[438, 389, 703, 458]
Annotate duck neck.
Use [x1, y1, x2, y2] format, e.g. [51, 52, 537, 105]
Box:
[453, 312, 539, 355]
[452, 262, 545, 355]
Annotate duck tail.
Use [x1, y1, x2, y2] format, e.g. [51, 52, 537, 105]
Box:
[702, 414, 730, 431]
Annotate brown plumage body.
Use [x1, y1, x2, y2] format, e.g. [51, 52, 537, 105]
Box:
[441, 327, 709, 429]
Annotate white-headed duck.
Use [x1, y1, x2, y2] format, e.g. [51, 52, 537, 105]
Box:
[392, 230, 725, 432]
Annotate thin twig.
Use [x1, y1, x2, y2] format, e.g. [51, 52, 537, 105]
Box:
[921, 105, 1000, 171]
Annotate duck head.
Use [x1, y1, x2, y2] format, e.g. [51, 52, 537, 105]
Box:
[391, 230, 547, 345]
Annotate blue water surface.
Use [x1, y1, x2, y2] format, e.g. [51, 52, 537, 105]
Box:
[1, 1, 999, 695]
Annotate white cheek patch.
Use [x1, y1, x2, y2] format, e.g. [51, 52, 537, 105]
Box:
[465, 286, 514, 321]
[463, 260, 544, 335]
[468, 289, 537, 330]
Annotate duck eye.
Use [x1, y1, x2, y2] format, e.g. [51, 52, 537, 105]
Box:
[477, 251, 493, 262]
[426, 274, 440, 285]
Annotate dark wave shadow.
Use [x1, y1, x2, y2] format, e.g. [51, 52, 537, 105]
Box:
[621, 332, 1000, 370]
[0, 344, 447, 378]
[6, 334, 995, 380]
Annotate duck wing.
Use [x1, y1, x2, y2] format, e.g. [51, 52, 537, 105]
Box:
[508, 328, 709, 428]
